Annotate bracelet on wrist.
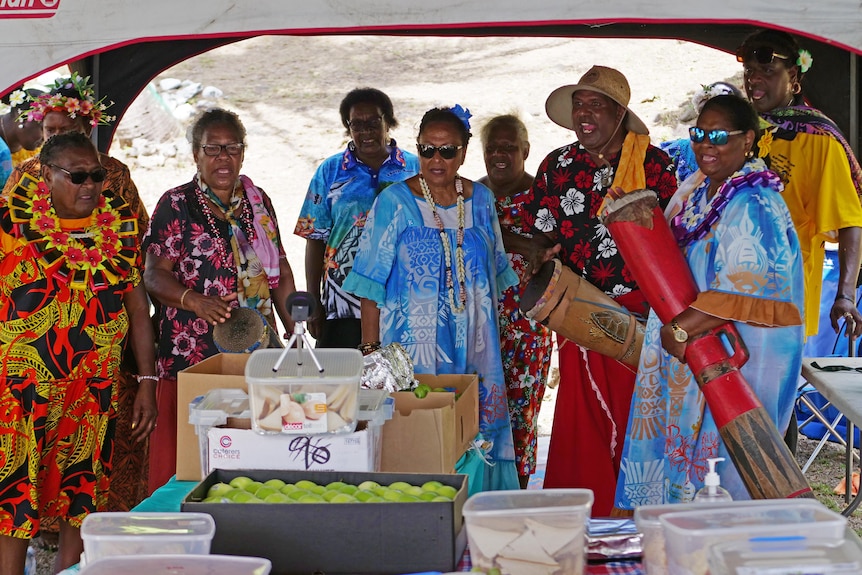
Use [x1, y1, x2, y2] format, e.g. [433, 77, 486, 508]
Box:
[179, 288, 193, 309]
[836, 294, 855, 304]
[358, 341, 381, 356]
[135, 375, 159, 383]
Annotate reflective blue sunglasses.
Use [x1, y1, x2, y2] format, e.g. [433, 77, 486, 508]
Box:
[689, 127, 744, 145]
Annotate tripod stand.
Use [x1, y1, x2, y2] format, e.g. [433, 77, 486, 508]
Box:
[272, 291, 324, 373]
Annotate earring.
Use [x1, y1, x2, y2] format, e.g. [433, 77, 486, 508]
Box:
[792, 82, 802, 95]
[745, 150, 754, 159]
[17, 123, 23, 129]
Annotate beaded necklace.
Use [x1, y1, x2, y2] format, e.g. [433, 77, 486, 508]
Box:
[419, 174, 466, 313]
[196, 176, 247, 265]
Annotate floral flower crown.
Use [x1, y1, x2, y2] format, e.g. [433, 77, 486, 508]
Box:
[797, 49, 813, 74]
[448, 104, 472, 132]
[19, 72, 115, 127]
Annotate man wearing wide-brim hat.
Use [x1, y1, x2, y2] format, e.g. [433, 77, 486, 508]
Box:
[522, 65, 677, 516]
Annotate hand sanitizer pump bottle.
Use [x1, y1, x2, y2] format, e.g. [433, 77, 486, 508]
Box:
[694, 457, 733, 503]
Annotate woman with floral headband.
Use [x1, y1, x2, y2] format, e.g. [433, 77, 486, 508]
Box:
[344, 106, 520, 493]
[0, 131, 156, 574]
[3, 72, 154, 519]
[738, 29, 862, 348]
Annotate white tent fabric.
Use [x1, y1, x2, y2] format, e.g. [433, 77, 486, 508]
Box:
[1, 0, 861, 95]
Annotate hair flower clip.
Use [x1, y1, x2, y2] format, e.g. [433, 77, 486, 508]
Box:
[449, 104, 472, 132]
[797, 49, 813, 73]
[8, 90, 27, 108]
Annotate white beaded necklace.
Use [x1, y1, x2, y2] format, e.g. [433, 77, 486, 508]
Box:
[419, 173, 466, 313]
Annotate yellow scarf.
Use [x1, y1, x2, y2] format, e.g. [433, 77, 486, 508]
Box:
[598, 132, 650, 214]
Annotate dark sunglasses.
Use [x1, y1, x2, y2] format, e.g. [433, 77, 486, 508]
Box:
[736, 46, 790, 65]
[417, 144, 464, 160]
[48, 164, 107, 184]
[347, 117, 383, 132]
[200, 143, 244, 157]
[689, 127, 745, 145]
[811, 361, 862, 373]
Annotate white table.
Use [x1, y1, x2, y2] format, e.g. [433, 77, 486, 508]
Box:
[801, 357, 862, 516]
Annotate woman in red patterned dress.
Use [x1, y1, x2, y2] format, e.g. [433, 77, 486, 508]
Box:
[0, 132, 157, 574]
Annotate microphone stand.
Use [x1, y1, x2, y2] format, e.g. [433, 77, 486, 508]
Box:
[274, 318, 324, 373]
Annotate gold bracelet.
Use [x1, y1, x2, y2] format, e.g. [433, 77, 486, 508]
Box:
[180, 288, 193, 309]
[358, 341, 381, 356]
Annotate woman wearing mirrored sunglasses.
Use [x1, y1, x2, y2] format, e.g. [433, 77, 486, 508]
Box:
[345, 106, 521, 493]
[142, 108, 297, 495]
[294, 88, 419, 350]
[0, 132, 157, 573]
[2, 73, 156, 535]
[738, 29, 862, 342]
[614, 94, 805, 509]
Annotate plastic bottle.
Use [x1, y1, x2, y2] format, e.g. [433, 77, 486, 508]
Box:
[694, 457, 733, 502]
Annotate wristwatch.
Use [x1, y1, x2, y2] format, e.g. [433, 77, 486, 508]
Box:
[670, 320, 689, 343]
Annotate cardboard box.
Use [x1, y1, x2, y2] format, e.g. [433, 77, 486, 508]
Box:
[206, 424, 381, 474]
[182, 468, 468, 575]
[381, 374, 478, 473]
[177, 353, 250, 481]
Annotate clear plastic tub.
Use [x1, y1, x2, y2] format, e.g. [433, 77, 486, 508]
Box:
[708, 533, 862, 575]
[634, 499, 824, 575]
[462, 489, 594, 575]
[659, 500, 846, 575]
[189, 388, 250, 476]
[245, 348, 363, 435]
[79, 554, 271, 575]
[81, 512, 215, 562]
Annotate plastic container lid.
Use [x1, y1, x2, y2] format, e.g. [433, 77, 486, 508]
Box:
[189, 388, 250, 429]
[81, 512, 215, 538]
[357, 388, 392, 426]
[79, 554, 272, 575]
[708, 534, 862, 575]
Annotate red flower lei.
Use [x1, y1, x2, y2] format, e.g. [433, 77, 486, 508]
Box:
[5, 173, 138, 291]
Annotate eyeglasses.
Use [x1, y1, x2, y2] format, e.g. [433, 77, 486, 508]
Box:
[417, 144, 464, 160]
[689, 127, 745, 145]
[47, 164, 107, 184]
[347, 117, 383, 132]
[811, 361, 862, 373]
[200, 143, 244, 157]
[736, 46, 790, 65]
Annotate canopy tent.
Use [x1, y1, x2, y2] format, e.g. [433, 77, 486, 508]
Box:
[1, 0, 859, 152]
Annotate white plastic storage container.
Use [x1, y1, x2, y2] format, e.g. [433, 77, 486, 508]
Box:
[708, 533, 862, 575]
[81, 512, 215, 562]
[659, 500, 846, 575]
[462, 489, 594, 575]
[634, 499, 820, 575]
[79, 554, 271, 575]
[188, 388, 251, 476]
[245, 348, 363, 435]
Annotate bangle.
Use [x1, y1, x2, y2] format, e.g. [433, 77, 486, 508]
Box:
[135, 375, 158, 383]
[358, 341, 381, 356]
[179, 288, 193, 309]
[836, 294, 856, 303]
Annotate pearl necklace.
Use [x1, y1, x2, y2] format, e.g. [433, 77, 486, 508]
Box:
[419, 174, 466, 313]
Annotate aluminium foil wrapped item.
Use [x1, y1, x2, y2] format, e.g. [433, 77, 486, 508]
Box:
[360, 343, 417, 393]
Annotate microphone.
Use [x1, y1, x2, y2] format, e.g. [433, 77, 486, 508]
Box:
[286, 291, 316, 322]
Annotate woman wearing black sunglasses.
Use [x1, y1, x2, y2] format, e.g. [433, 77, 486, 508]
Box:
[614, 94, 805, 509]
[345, 105, 521, 493]
[2, 73, 156, 537]
[0, 132, 157, 573]
[738, 29, 862, 341]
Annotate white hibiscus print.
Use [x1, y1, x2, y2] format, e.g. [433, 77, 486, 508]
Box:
[561, 188, 585, 216]
[597, 237, 617, 258]
[535, 208, 557, 233]
[611, 284, 633, 297]
[593, 167, 613, 190]
[557, 151, 573, 167]
[593, 221, 610, 240]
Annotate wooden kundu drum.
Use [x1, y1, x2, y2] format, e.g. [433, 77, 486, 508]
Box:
[520, 258, 644, 368]
[603, 189, 814, 501]
[213, 307, 283, 353]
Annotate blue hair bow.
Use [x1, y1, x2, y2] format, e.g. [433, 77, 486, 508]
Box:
[449, 104, 472, 132]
